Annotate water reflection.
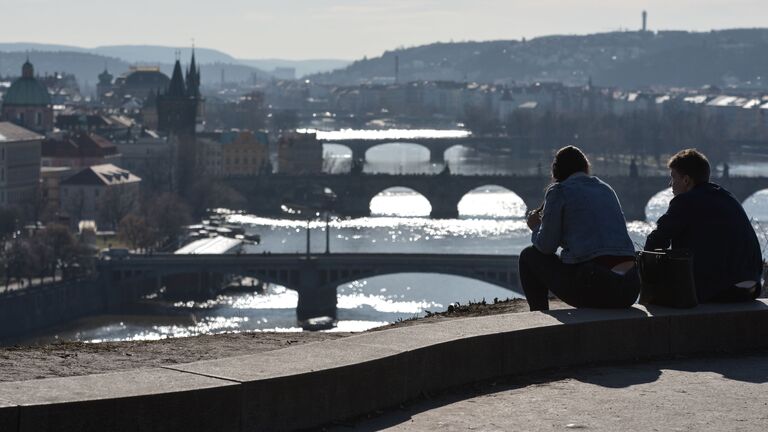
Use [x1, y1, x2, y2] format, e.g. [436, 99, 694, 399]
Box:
[35, 182, 768, 344]
[458, 186, 526, 218]
[371, 187, 431, 217]
[645, 188, 673, 223]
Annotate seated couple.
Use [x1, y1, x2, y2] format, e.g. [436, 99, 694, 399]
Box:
[520, 146, 763, 311]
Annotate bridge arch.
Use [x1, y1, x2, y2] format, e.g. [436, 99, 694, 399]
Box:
[644, 187, 673, 223]
[332, 271, 522, 299]
[322, 143, 353, 174]
[365, 143, 433, 171]
[742, 189, 768, 222]
[457, 185, 526, 218]
[369, 186, 432, 217]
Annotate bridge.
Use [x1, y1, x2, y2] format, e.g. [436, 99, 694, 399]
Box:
[319, 136, 515, 164]
[225, 174, 768, 221]
[100, 253, 519, 322]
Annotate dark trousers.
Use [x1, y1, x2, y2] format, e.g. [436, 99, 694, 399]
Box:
[709, 284, 761, 303]
[518, 246, 641, 311]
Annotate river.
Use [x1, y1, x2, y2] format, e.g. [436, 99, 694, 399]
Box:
[28, 131, 768, 343]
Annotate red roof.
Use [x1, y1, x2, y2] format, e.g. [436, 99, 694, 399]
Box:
[41, 132, 119, 159]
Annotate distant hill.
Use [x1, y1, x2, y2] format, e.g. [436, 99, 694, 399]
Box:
[0, 51, 130, 87]
[309, 29, 768, 89]
[0, 43, 350, 84]
[92, 45, 239, 64]
[239, 59, 351, 78]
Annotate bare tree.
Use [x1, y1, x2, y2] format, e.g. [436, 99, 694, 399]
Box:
[98, 187, 136, 230]
[118, 213, 153, 251]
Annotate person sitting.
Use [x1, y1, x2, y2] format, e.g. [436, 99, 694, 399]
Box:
[520, 146, 640, 311]
[645, 149, 763, 302]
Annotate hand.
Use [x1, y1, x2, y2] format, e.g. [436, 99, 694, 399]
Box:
[526, 208, 542, 231]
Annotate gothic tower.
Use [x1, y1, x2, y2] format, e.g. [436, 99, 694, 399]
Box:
[157, 58, 197, 134]
[156, 51, 203, 194]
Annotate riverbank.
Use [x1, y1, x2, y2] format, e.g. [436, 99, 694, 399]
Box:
[0, 298, 565, 382]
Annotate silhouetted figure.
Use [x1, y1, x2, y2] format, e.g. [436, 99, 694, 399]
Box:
[439, 164, 451, 176]
[722, 162, 730, 179]
[629, 159, 639, 178]
[520, 146, 639, 311]
[645, 149, 761, 302]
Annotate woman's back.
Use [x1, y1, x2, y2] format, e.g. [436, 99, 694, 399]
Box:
[532, 173, 635, 263]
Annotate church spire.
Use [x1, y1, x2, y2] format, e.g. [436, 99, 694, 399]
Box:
[167, 54, 186, 98]
[22, 53, 34, 78]
[186, 47, 200, 98]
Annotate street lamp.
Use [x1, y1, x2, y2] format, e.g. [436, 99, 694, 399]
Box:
[282, 186, 337, 257]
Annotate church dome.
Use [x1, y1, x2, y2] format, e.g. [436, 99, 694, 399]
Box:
[3, 61, 51, 107]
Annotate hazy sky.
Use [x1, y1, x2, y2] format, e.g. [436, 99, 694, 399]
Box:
[1, 0, 765, 60]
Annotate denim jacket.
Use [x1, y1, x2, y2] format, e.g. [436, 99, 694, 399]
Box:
[531, 172, 636, 263]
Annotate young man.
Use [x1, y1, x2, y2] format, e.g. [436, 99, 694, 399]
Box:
[645, 149, 763, 302]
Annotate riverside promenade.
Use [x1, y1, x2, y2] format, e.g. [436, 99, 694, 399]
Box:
[0, 301, 767, 431]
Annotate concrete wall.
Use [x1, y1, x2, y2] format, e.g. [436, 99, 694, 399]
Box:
[0, 279, 103, 343]
[0, 301, 766, 431]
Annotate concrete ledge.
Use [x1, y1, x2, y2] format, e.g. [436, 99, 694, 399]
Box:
[1, 301, 767, 431]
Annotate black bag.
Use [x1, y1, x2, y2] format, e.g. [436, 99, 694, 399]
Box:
[637, 249, 698, 308]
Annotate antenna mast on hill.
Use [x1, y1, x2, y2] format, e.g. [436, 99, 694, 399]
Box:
[642, 10, 648, 32]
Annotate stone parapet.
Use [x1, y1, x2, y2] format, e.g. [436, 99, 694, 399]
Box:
[1, 301, 767, 431]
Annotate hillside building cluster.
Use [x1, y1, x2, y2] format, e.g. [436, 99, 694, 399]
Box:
[0, 52, 282, 231]
[0, 45, 767, 232]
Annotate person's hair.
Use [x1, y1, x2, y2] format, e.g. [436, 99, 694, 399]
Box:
[668, 149, 710, 184]
[552, 146, 590, 182]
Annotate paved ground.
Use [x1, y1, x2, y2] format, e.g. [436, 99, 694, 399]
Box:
[332, 352, 768, 431]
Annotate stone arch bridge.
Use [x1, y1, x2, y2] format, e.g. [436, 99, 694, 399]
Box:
[100, 253, 519, 322]
[225, 174, 768, 221]
[319, 136, 514, 164]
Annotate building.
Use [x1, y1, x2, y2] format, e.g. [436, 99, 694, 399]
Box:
[40, 166, 73, 219]
[277, 132, 322, 174]
[0, 122, 42, 209]
[113, 66, 170, 101]
[114, 129, 173, 191]
[157, 52, 203, 135]
[60, 164, 141, 228]
[0, 60, 53, 133]
[156, 51, 204, 193]
[96, 68, 115, 102]
[199, 130, 269, 177]
[41, 132, 121, 169]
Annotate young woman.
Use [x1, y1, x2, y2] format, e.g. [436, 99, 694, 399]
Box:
[519, 146, 640, 311]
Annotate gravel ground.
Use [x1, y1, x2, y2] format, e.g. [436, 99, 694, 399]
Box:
[0, 298, 561, 383]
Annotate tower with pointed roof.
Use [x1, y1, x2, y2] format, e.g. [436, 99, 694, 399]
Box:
[157, 51, 203, 135]
[156, 50, 204, 194]
[96, 66, 114, 102]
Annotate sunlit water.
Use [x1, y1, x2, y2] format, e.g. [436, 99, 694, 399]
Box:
[30, 143, 768, 344]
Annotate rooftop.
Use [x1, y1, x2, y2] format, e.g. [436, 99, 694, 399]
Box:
[0, 122, 44, 143]
[61, 164, 141, 187]
[175, 237, 243, 255]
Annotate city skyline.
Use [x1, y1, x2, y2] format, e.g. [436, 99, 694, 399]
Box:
[1, 0, 766, 60]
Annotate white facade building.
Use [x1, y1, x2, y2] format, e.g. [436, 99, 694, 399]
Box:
[0, 122, 42, 208]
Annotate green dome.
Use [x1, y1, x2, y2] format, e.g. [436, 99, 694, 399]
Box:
[3, 77, 51, 106]
[4, 62, 50, 107]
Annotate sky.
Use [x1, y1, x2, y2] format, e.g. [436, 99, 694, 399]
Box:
[0, 0, 765, 60]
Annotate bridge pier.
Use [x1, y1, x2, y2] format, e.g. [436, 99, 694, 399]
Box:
[429, 150, 445, 164]
[295, 260, 338, 325]
[351, 148, 367, 166]
[430, 206, 459, 219]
